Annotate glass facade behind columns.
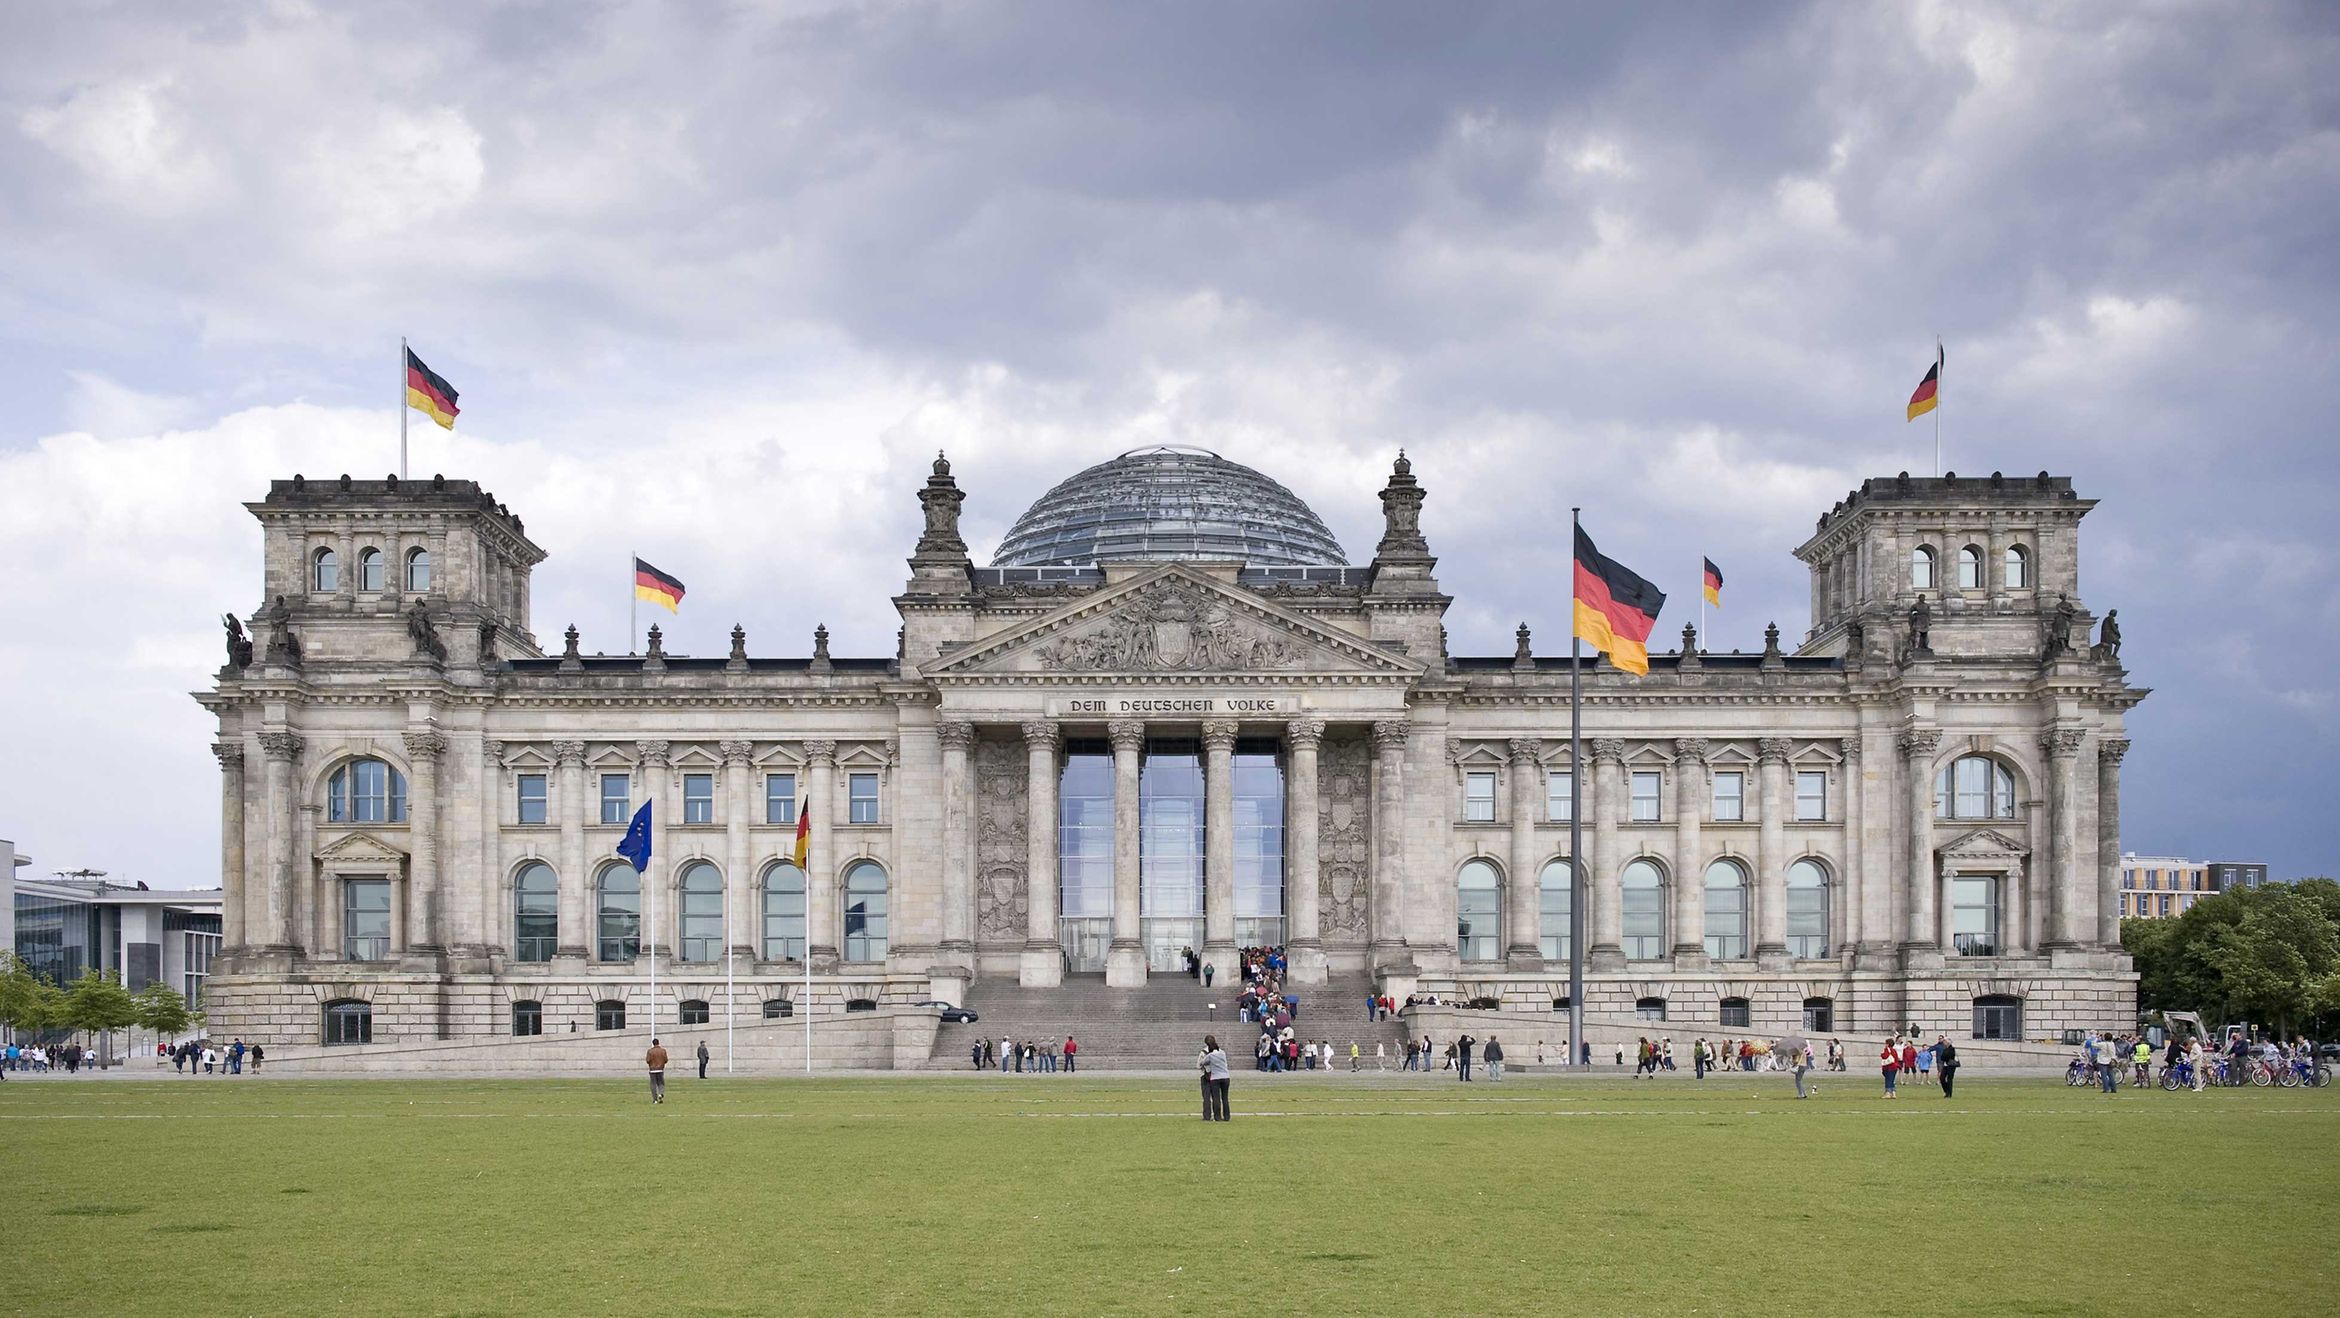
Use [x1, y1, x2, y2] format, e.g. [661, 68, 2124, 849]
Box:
[1058, 739, 1113, 972]
[1140, 738, 1205, 970]
[1232, 739, 1286, 948]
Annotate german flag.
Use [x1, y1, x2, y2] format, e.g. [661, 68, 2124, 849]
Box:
[1906, 345, 1942, 422]
[792, 791, 811, 868]
[634, 558, 685, 612]
[404, 347, 459, 430]
[1702, 557, 1724, 609]
[1574, 524, 1665, 676]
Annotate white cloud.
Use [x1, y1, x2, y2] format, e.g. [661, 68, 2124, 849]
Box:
[292, 106, 486, 241]
[19, 77, 223, 211]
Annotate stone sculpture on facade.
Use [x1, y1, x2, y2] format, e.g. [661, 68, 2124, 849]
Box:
[2096, 609, 2122, 660]
[222, 613, 254, 670]
[1035, 578, 1301, 672]
[2045, 593, 2078, 659]
[1908, 596, 1932, 655]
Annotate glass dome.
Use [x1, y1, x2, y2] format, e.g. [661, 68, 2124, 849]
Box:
[993, 446, 1348, 568]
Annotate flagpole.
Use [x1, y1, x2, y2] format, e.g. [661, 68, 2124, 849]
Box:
[629, 549, 638, 656]
[1568, 507, 1586, 1071]
[1697, 554, 1705, 651]
[648, 834, 658, 1044]
[724, 868, 734, 1075]
[1934, 336, 1943, 477]
[398, 336, 409, 481]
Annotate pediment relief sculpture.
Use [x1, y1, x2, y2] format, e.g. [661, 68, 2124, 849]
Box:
[1032, 577, 1304, 673]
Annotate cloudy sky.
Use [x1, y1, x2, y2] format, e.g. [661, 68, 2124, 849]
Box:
[3, 1, 2335, 885]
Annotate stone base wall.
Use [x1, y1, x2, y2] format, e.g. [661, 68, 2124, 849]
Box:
[255, 1010, 935, 1074]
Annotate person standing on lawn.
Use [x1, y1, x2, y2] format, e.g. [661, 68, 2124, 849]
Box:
[1484, 1036, 1504, 1082]
[696, 1040, 710, 1080]
[1879, 1036, 1901, 1098]
[1064, 1036, 1079, 1073]
[645, 1038, 669, 1104]
[1200, 1035, 1231, 1121]
[1936, 1036, 1959, 1097]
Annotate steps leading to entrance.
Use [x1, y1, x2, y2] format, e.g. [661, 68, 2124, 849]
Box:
[926, 969, 1410, 1070]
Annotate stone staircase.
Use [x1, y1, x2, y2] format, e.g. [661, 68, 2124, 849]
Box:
[927, 969, 1410, 1070]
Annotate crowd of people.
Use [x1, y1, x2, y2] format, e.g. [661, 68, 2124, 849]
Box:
[1875, 1033, 1959, 1097]
[0, 1042, 100, 1074]
[972, 1036, 1079, 1073]
[2079, 1030, 2326, 1093]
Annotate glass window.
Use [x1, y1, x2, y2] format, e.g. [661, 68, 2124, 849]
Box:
[761, 997, 793, 1019]
[329, 759, 409, 824]
[682, 773, 715, 824]
[1795, 771, 1827, 822]
[1957, 545, 1983, 590]
[848, 772, 880, 824]
[1712, 772, 1744, 822]
[1059, 741, 1113, 935]
[1630, 771, 1662, 823]
[1140, 738, 1205, 971]
[2004, 545, 2029, 589]
[358, 547, 385, 592]
[2159, 893, 2171, 917]
[516, 773, 547, 825]
[765, 773, 797, 825]
[678, 861, 723, 961]
[1911, 545, 1936, 590]
[597, 866, 640, 962]
[679, 999, 710, 1026]
[595, 999, 626, 1031]
[513, 861, 557, 962]
[1464, 771, 1497, 823]
[1803, 997, 1834, 1032]
[1546, 771, 1574, 822]
[1720, 997, 1751, 1028]
[343, 879, 391, 961]
[313, 546, 339, 593]
[600, 773, 631, 825]
[1539, 859, 1574, 962]
[1973, 995, 2021, 1040]
[1786, 859, 1831, 958]
[406, 547, 431, 593]
[1456, 860, 1501, 962]
[1621, 860, 1665, 960]
[323, 999, 372, 1045]
[1951, 875, 1999, 956]
[1635, 997, 1667, 1022]
[1231, 740, 1285, 948]
[512, 1000, 542, 1037]
[843, 860, 888, 961]
[1703, 859, 1749, 959]
[1935, 756, 2017, 820]
[761, 862, 806, 961]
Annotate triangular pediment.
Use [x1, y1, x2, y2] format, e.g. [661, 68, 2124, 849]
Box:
[929, 564, 1419, 681]
[314, 830, 408, 866]
[1938, 827, 2026, 859]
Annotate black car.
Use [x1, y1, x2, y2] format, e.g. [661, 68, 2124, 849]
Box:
[913, 999, 979, 1024]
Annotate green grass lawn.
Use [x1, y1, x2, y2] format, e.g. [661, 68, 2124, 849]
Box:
[4, 1070, 2334, 1316]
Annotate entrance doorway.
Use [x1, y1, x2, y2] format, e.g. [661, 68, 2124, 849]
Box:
[1059, 917, 1110, 973]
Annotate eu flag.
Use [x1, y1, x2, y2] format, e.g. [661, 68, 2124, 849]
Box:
[616, 800, 653, 872]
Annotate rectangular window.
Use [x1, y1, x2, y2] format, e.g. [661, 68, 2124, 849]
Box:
[2159, 894, 2171, 917]
[1546, 771, 1574, 822]
[1712, 772, 1744, 822]
[1795, 771, 1827, 822]
[596, 1001, 626, 1031]
[600, 773, 630, 825]
[1973, 999, 2021, 1040]
[1464, 771, 1497, 823]
[1951, 875, 1999, 956]
[764, 773, 797, 826]
[516, 773, 547, 825]
[1231, 740, 1286, 950]
[344, 878, 391, 961]
[1630, 772, 1663, 823]
[682, 773, 714, 824]
[848, 772, 880, 824]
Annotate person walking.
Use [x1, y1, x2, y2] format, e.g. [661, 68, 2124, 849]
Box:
[1879, 1036, 1900, 1098]
[1348, 1041, 1360, 1072]
[1484, 1036, 1504, 1082]
[229, 1038, 245, 1075]
[696, 1040, 711, 1080]
[971, 1040, 985, 1070]
[1200, 1035, 1231, 1121]
[1792, 1042, 1813, 1099]
[645, 1038, 670, 1104]
[249, 1044, 264, 1073]
[1203, 961, 1215, 988]
[1936, 1035, 1959, 1098]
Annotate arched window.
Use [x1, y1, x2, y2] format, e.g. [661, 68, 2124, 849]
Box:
[595, 999, 626, 1031]
[1635, 996, 1667, 1021]
[512, 999, 543, 1037]
[1786, 859, 1831, 959]
[406, 547, 432, 593]
[761, 862, 806, 962]
[1719, 997, 1751, 1028]
[1456, 859, 1502, 962]
[1621, 860, 1665, 960]
[1910, 545, 1936, 590]
[843, 860, 889, 961]
[597, 865, 640, 962]
[1972, 994, 2022, 1040]
[328, 759, 408, 824]
[357, 547, 385, 592]
[761, 997, 793, 1019]
[1957, 545, 1983, 590]
[1934, 755, 2018, 820]
[513, 862, 557, 963]
[678, 999, 710, 1026]
[2003, 544, 2029, 589]
[1538, 859, 1575, 962]
[313, 546, 339, 593]
[1802, 996, 1834, 1032]
[677, 860, 724, 962]
[1703, 859, 1749, 959]
[323, 999, 372, 1045]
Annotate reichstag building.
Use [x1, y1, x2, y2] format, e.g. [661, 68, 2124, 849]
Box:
[198, 447, 2142, 1049]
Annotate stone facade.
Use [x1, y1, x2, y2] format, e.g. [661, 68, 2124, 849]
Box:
[198, 459, 2142, 1053]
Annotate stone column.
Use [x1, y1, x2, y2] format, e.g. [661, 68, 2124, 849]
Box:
[553, 741, 588, 959]
[2003, 859, 2032, 956]
[1369, 719, 1411, 964]
[1105, 719, 1148, 987]
[1841, 739, 1865, 958]
[938, 721, 978, 964]
[1588, 738, 1626, 969]
[2097, 737, 2128, 949]
[1506, 737, 1544, 968]
[257, 731, 302, 952]
[1283, 718, 1327, 985]
[2042, 727, 2085, 949]
[721, 741, 755, 960]
[1671, 739, 1708, 963]
[214, 743, 246, 951]
[1899, 728, 1943, 962]
[1755, 737, 1792, 965]
[636, 740, 671, 961]
[1019, 722, 1063, 987]
[803, 740, 838, 966]
[1201, 720, 1240, 981]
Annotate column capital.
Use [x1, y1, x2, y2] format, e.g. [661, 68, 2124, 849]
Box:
[1020, 721, 1061, 752]
[1106, 719, 1147, 753]
[403, 728, 448, 762]
[1589, 737, 1627, 765]
[1840, 737, 1861, 764]
[1507, 736, 1543, 766]
[1200, 720, 1239, 753]
[635, 738, 672, 767]
[258, 731, 302, 762]
[1672, 737, 1710, 765]
[2098, 736, 2130, 765]
[801, 738, 838, 766]
[1370, 718, 1410, 752]
[936, 720, 977, 752]
[552, 739, 587, 767]
[1284, 717, 1326, 751]
[1757, 737, 1794, 766]
[483, 738, 504, 763]
[1897, 728, 1942, 759]
[2040, 727, 2086, 758]
[719, 739, 754, 767]
[212, 741, 245, 771]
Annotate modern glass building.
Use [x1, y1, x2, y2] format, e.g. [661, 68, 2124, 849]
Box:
[11, 876, 224, 1008]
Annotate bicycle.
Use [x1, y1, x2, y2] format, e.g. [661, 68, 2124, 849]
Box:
[2064, 1058, 2092, 1087]
[2160, 1060, 2195, 1091]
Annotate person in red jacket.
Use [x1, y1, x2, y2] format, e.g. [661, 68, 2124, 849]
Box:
[1880, 1036, 1902, 1098]
[1062, 1036, 1079, 1074]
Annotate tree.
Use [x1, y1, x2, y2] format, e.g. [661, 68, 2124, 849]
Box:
[2126, 879, 2340, 1036]
[132, 981, 194, 1053]
[0, 951, 42, 1035]
[61, 968, 140, 1050]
